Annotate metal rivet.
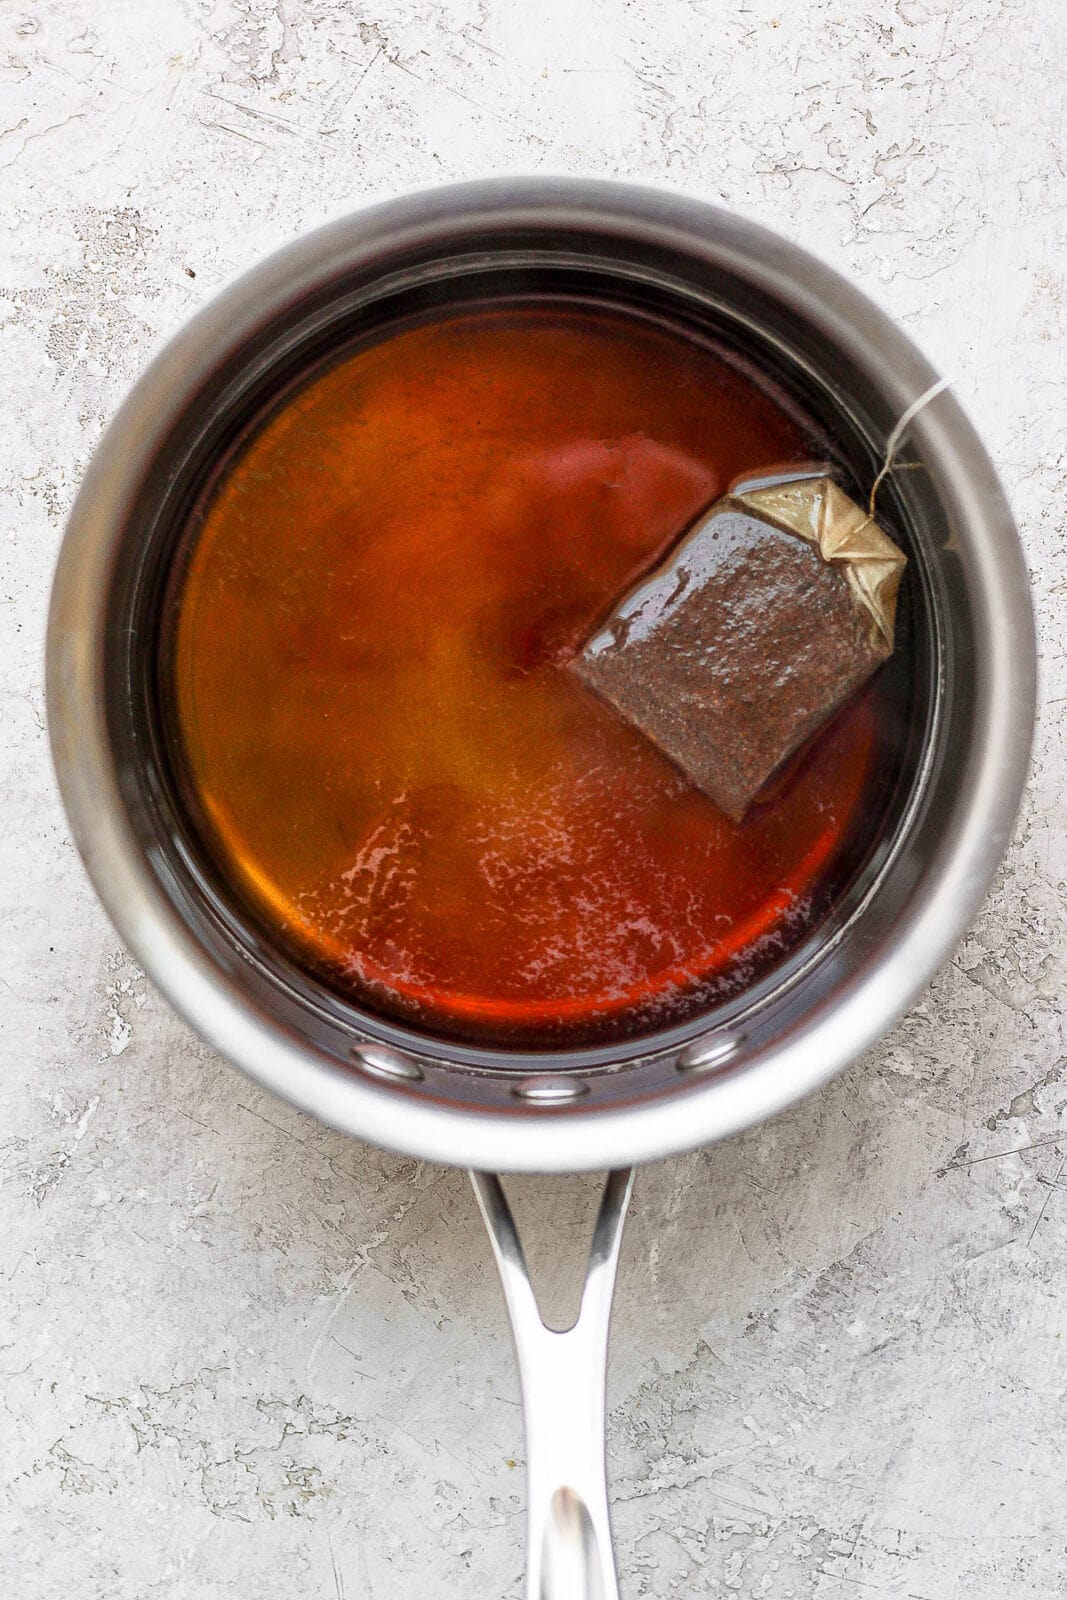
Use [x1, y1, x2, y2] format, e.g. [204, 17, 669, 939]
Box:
[511, 1074, 590, 1104]
[351, 1043, 424, 1083]
[676, 1033, 744, 1073]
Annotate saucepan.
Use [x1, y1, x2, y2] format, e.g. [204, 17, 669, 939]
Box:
[46, 180, 1036, 1597]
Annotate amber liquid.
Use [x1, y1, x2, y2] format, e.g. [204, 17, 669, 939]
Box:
[172, 305, 905, 1048]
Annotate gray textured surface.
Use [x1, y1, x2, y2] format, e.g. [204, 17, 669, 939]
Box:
[2, 2, 1065, 1595]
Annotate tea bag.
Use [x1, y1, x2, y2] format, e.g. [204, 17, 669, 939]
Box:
[569, 471, 906, 821]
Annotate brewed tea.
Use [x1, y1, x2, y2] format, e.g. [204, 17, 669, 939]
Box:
[171, 305, 910, 1048]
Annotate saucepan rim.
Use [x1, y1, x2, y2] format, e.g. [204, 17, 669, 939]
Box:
[46, 177, 1035, 1171]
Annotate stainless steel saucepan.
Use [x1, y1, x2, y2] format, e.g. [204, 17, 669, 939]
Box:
[46, 179, 1035, 1598]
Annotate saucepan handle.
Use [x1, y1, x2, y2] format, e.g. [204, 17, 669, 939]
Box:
[470, 1168, 635, 1600]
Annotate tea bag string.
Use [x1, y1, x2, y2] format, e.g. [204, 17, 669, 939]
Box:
[865, 374, 953, 521]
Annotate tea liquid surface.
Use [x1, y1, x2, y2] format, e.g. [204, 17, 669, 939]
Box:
[172, 305, 903, 1047]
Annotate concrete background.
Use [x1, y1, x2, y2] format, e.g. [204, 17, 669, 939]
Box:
[1, 1, 1064, 1595]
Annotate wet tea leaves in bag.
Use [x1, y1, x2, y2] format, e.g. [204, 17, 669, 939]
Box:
[570, 474, 906, 821]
